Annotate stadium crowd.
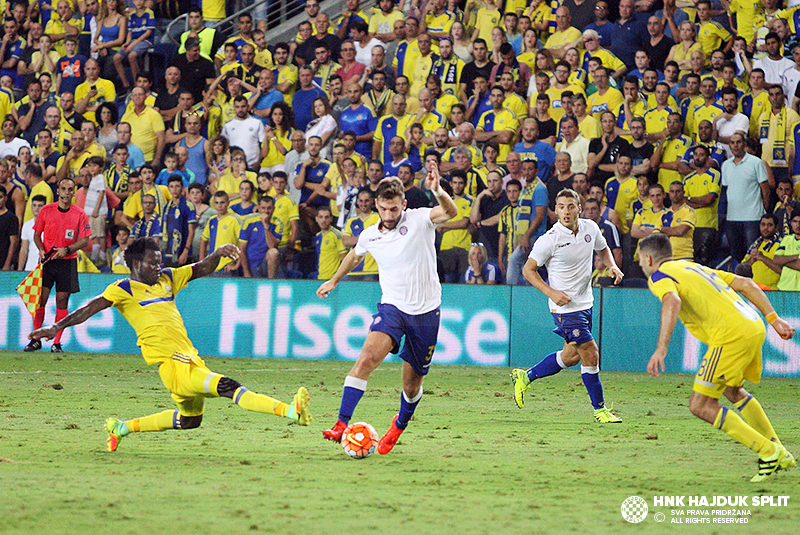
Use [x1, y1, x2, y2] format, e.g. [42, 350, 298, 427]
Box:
[1, 0, 800, 291]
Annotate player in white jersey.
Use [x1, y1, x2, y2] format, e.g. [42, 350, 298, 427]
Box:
[316, 167, 458, 454]
[511, 188, 625, 423]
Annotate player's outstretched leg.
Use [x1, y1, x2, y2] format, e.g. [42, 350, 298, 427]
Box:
[218, 376, 312, 425]
[324, 376, 367, 442]
[105, 410, 180, 452]
[510, 350, 568, 409]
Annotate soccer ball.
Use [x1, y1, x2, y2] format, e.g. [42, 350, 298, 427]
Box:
[342, 422, 378, 459]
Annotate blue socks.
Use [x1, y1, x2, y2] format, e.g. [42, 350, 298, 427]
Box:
[581, 366, 605, 410]
[396, 388, 423, 429]
[338, 376, 367, 424]
[528, 351, 606, 409]
[527, 351, 566, 382]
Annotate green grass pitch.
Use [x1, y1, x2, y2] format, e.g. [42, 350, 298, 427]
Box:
[1, 352, 798, 535]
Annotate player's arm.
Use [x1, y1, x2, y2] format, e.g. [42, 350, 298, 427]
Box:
[190, 244, 240, 280]
[522, 258, 571, 306]
[598, 246, 623, 284]
[427, 164, 458, 223]
[729, 275, 795, 340]
[647, 292, 681, 377]
[316, 248, 365, 298]
[29, 294, 113, 341]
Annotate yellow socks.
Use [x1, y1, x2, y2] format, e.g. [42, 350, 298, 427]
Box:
[714, 407, 776, 458]
[233, 387, 288, 417]
[126, 410, 179, 433]
[735, 394, 782, 446]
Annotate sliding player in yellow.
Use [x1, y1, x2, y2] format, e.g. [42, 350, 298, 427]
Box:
[638, 233, 796, 482]
[29, 237, 312, 452]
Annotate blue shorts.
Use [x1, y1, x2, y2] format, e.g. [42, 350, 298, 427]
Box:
[370, 303, 440, 376]
[551, 308, 594, 346]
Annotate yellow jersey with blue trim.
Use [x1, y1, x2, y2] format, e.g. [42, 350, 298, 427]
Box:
[102, 266, 196, 365]
[477, 108, 519, 163]
[648, 260, 764, 346]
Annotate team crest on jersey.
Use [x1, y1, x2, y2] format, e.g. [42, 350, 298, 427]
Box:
[584, 235, 591, 242]
[399, 226, 408, 235]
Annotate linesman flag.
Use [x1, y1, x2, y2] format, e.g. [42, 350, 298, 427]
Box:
[16, 264, 43, 317]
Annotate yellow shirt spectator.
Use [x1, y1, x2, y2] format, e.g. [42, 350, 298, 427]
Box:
[121, 106, 165, 162]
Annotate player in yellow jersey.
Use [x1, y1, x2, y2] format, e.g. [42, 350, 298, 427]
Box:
[639, 233, 796, 482]
[29, 238, 312, 452]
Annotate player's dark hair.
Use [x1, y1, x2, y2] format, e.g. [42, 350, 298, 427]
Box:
[639, 233, 672, 262]
[376, 176, 405, 201]
[124, 237, 161, 270]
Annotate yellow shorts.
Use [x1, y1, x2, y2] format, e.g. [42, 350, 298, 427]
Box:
[692, 332, 764, 399]
[158, 351, 223, 417]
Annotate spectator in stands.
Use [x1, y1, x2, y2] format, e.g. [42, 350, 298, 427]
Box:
[610, 0, 647, 68]
[121, 86, 165, 167]
[437, 171, 472, 282]
[108, 226, 130, 273]
[313, 204, 346, 279]
[155, 66, 183, 123]
[545, 6, 582, 61]
[775, 214, 800, 291]
[470, 170, 509, 262]
[555, 116, 590, 175]
[305, 97, 338, 159]
[117, 121, 144, 170]
[11, 79, 51, 144]
[583, 197, 623, 267]
[722, 133, 770, 263]
[465, 242, 501, 284]
[293, 65, 326, 132]
[759, 84, 800, 184]
[335, 39, 366, 87]
[742, 214, 783, 290]
[74, 59, 115, 124]
[178, 7, 222, 62]
[59, 91, 85, 133]
[240, 195, 282, 279]
[220, 95, 267, 170]
[661, 181, 696, 261]
[95, 102, 119, 156]
[588, 111, 630, 184]
[338, 83, 375, 159]
[0, 186, 19, 270]
[0, 117, 30, 158]
[170, 37, 216, 106]
[200, 191, 241, 275]
[54, 35, 85, 96]
[753, 32, 793, 86]
[105, 143, 131, 201]
[177, 115, 210, 187]
[130, 194, 162, 240]
[250, 69, 284, 127]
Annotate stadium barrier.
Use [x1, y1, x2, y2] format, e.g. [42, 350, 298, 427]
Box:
[1, 274, 798, 377]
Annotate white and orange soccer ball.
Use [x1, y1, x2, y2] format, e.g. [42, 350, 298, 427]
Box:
[342, 422, 378, 459]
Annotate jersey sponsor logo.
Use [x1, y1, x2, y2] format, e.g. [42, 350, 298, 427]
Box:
[556, 242, 570, 248]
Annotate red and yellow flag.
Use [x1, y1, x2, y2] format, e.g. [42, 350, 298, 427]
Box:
[16, 264, 43, 317]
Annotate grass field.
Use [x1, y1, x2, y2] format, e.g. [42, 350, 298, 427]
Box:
[1, 352, 798, 535]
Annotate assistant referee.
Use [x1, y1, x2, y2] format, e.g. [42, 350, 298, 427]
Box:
[25, 177, 90, 353]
